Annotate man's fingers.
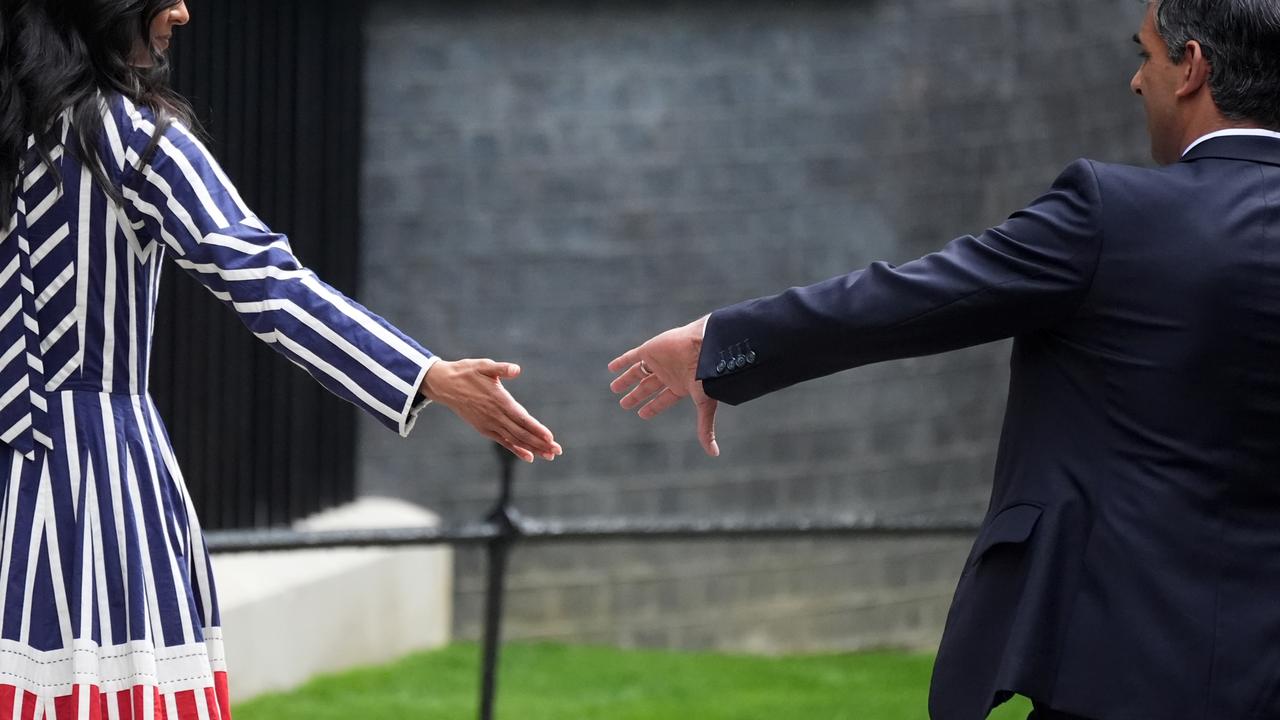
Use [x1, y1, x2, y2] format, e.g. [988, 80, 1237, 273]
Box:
[609, 361, 653, 395]
[607, 346, 643, 374]
[637, 388, 682, 419]
[619, 374, 667, 410]
[696, 397, 720, 458]
[608, 372, 636, 395]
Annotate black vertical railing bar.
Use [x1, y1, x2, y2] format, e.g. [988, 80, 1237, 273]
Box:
[479, 447, 519, 720]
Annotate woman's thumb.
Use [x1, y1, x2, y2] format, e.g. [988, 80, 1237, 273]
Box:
[484, 360, 520, 379]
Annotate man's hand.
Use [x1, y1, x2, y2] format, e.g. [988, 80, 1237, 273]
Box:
[421, 359, 562, 463]
[608, 315, 721, 457]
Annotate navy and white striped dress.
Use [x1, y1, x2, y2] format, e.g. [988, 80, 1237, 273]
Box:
[0, 95, 435, 719]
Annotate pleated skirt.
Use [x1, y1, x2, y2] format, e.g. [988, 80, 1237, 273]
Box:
[0, 390, 229, 719]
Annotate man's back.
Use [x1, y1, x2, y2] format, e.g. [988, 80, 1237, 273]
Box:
[933, 135, 1280, 720]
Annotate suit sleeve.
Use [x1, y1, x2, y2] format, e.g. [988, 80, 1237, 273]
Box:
[114, 100, 435, 436]
[698, 159, 1103, 406]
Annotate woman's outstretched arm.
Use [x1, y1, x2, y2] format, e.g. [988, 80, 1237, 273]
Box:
[111, 97, 559, 461]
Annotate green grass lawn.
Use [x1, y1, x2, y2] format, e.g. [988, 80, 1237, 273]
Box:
[235, 643, 1033, 719]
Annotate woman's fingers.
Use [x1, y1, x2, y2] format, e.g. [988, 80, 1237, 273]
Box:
[486, 386, 558, 451]
[495, 410, 554, 455]
[430, 358, 561, 460]
[482, 430, 535, 463]
[483, 368, 561, 457]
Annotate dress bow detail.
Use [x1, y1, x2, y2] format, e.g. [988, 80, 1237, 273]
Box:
[0, 167, 56, 460]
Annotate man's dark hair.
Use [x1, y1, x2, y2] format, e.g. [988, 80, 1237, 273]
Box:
[1154, 0, 1280, 130]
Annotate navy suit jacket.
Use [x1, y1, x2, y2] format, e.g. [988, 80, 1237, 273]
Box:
[698, 136, 1280, 720]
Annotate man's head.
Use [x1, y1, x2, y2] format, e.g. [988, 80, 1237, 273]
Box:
[1130, 0, 1280, 164]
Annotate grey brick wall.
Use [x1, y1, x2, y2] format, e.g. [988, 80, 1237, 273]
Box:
[356, 0, 1149, 651]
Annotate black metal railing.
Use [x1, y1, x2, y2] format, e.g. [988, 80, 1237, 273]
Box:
[206, 446, 982, 720]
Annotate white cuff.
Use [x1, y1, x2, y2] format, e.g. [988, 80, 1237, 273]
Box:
[398, 356, 441, 437]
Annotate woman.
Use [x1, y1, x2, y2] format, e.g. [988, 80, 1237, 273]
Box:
[0, 0, 561, 717]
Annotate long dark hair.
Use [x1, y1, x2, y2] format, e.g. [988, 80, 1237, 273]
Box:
[0, 0, 197, 222]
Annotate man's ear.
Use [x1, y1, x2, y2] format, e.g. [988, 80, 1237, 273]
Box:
[1175, 39, 1211, 98]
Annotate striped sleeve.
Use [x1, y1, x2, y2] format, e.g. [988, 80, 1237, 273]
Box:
[115, 99, 435, 436]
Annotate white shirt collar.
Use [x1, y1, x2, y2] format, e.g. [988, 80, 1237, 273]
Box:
[1182, 128, 1280, 157]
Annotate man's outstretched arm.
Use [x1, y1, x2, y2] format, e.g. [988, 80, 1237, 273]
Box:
[608, 159, 1103, 454]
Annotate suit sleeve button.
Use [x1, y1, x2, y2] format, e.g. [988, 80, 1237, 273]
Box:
[745, 351, 757, 364]
[716, 361, 727, 374]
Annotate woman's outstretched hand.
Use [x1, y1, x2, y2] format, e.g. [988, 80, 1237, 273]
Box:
[420, 359, 562, 463]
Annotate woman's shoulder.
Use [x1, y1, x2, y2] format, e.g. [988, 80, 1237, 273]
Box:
[100, 93, 210, 177]
[101, 93, 148, 139]
[102, 93, 256, 226]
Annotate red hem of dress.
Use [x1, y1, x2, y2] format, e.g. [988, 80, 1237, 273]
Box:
[0, 671, 229, 720]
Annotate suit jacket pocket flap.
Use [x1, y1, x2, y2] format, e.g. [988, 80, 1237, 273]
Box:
[972, 503, 1043, 564]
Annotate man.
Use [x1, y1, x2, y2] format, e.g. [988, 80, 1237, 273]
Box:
[608, 1, 1280, 718]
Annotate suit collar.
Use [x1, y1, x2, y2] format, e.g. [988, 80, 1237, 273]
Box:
[1180, 134, 1280, 167]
